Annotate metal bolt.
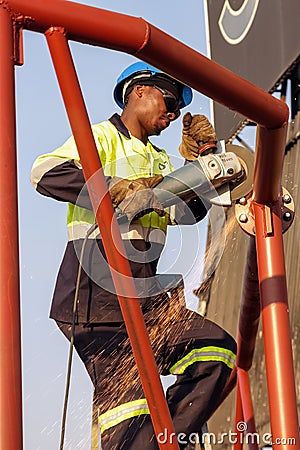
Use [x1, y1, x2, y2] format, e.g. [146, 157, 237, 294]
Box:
[227, 168, 234, 175]
[239, 197, 247, 205]
[208, 161, 216, 168]
[283, 194, 291, 204]
[283, 212, 292, 222]
[239, 213, 248, 223]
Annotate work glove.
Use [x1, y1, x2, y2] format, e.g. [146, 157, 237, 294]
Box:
[179, 112, 218, 161]
[109, 175, 164, 222]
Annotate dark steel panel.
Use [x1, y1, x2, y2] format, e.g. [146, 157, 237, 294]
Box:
[206, 0, 300, 140]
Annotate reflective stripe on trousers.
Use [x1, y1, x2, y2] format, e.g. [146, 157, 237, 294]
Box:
[170, 345, 236, 375]
[99, 398, 150, 433]
[98, 345, 236, 433]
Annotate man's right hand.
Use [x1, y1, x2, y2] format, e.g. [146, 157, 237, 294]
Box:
[179, 112, 217, 161]
[109, 175, 164, 221]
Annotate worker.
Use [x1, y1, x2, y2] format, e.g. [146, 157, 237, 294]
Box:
[31, 61, 236, 450]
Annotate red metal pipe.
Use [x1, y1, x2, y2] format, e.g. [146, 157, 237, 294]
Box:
[254, 125, 288, 204]
[138, 33, 288, 131]
[234, 379, 244, 450]
[7, 1, 289, 204]
[8, 0, 149, 53]
[7, 0, 288, 128]
[253, 201, 299, 450]
[5, 0, 289, 208]
[45, 27, 179, 450]
[0, 6, 23, 450]
[237, 369, 258, 450]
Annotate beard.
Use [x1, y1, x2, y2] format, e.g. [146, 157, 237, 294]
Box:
[152, 124, 163, 136]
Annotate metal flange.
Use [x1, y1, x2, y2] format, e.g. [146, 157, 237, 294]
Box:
[235, 187, 295, 236]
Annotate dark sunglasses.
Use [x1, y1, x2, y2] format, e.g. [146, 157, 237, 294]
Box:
[153, 85, 180, 118]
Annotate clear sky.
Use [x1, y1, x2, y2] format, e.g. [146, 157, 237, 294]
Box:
[17, 1, 254, 449]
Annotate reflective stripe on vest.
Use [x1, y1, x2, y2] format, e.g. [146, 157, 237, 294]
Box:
[170, 346, 236, 375]
[67, 220, 167, 244]
[67, 202, 169, 242]
[98, 398, 149, 433]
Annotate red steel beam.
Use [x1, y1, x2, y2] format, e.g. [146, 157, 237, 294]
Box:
[45, 27, 179, 450]
[0, 6, 23, 450]
[253, 202, 299, 449]
[6, 0, 289, 201]
[237, 369, 258, 450]
[253, 125, 289, 204]
[234, 379, 244, 450]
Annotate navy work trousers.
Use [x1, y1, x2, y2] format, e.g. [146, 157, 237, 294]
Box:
[57, 299, 236, 450]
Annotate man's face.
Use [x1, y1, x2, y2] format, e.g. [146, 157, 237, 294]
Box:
[136, 85, 179, 136]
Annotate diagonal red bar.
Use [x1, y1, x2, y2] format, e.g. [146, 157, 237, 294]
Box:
[0, 7, 23, 450]
[8, 1, 288, 125]
[234, 378, 244, 450]
[1, 2, 298, 449]
[45, 27, 179, 450]
[253, 202, 299, 449]
[7, 0, 289, 201]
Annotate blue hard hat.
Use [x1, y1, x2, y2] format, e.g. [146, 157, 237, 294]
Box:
[113, 61, 193, 109]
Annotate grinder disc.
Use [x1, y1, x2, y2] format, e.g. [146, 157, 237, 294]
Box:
[225, 143, 254, 201]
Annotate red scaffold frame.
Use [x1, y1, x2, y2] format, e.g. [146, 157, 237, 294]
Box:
[0, 1, 298, 449]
